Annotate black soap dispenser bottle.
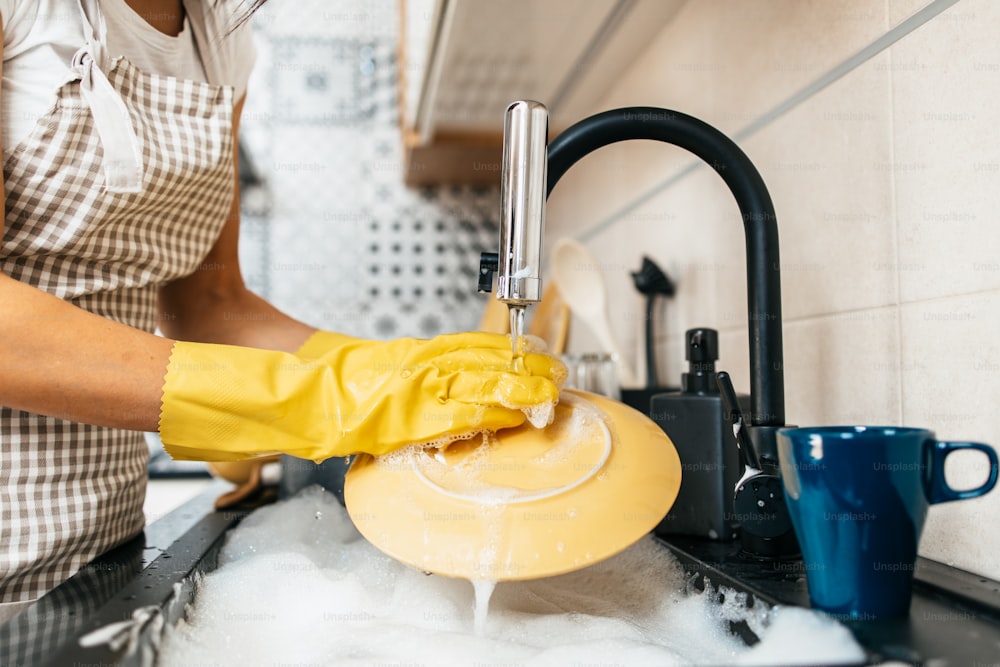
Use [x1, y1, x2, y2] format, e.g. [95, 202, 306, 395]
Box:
[652, 328, 746, 541]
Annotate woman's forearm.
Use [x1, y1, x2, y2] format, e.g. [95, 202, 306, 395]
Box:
[158, 279, 316, 352]
[0, 273, 173, 431]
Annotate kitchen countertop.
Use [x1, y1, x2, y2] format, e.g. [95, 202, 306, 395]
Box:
[3, 482, 1000, 666]
[661, 535, 1000, 665]
[0, 479, 239, 667]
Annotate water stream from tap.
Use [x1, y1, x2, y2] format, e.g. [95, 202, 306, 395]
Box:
[471, 578, 496, 636]
[509, 305, 525, 373]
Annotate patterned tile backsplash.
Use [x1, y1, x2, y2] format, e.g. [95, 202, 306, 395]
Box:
[238, 2, 499, 340]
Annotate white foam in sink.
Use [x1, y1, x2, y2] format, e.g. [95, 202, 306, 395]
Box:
[158, 486, 865, 666]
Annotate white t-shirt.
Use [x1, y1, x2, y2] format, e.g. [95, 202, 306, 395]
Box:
[0, 0, 256, 154]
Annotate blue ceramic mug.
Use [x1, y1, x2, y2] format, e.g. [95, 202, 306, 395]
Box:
[776, 426, 998, 619]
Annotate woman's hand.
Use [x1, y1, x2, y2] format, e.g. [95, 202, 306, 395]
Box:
[158, 332, 565, 462]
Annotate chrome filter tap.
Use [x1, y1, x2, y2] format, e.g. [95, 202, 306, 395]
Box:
[479, 100, 549, 310]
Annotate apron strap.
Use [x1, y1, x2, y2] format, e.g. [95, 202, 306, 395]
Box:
[73, 0, 145, 193]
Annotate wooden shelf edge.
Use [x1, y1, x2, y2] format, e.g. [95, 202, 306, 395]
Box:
[402, 129, 504, 187]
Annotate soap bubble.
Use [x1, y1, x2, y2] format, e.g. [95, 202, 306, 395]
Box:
[158, 486, 864, 666]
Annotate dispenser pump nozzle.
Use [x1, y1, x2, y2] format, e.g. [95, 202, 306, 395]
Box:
[682, 328, 719, 394]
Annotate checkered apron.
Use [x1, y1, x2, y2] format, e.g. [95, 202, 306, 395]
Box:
[0, 0, 235, 602]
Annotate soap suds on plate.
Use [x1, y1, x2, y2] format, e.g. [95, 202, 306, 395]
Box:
[158, 486, 865, 667]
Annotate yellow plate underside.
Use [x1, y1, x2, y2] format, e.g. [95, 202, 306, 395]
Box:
[344, 390, 681, 581]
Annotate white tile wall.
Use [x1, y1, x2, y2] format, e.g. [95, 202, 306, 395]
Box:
[891, 0, 1000, 302]
[740, 53, 898, 321]
[901, 292, 1000, 569]
[548, 0, 1000, 580]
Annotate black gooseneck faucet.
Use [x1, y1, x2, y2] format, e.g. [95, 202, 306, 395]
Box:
[546, 107, 785, 440]
[481, 103, 797, 558]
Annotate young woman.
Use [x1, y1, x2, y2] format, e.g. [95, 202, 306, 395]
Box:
[0, 0, 561, 617]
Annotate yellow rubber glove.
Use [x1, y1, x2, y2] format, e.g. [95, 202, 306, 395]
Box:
[159, 332, 564, 463]
[295, 329, 356, 359]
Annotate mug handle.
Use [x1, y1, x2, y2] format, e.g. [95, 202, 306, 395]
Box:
[927, 441, 999, 504]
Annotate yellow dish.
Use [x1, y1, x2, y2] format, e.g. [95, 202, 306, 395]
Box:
[344, 390, 681, 581]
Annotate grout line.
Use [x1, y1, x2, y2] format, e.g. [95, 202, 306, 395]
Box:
[576, 0, 963, 244]
[896, 285, 1000, 307]
[683, 285, 1000, 361]
[886, 0, 906, 426]
[773, 285, 999, 325]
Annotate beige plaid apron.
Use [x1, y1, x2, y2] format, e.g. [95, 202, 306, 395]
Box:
[0, 0, 235, 602]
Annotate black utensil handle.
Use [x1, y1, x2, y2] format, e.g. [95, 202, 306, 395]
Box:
[645, 295, 657, 386]
[716, 371, 761, 470]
